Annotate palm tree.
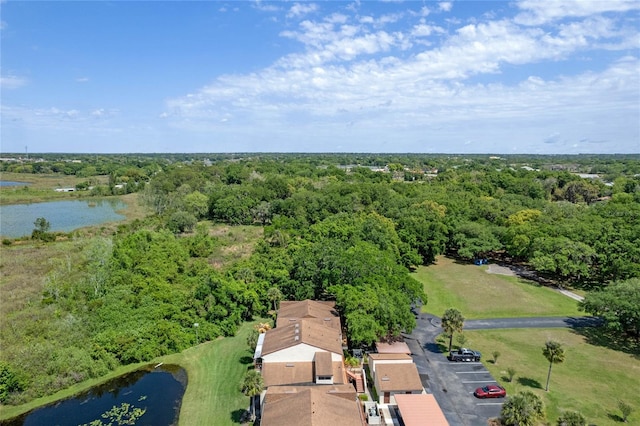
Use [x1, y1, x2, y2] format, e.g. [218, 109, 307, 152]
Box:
[441, 308, 465, 352]
[240, 370, 264, 421]
[501, 390, 545, 426]
[267, 286, 283, 312]
[543, 340, 565, 392]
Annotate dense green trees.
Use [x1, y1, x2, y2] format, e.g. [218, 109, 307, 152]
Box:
[580, 278, 640, 341]
[3, 153, 639, 405]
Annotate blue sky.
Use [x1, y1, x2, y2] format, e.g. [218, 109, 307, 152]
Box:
[1, 0, 639, 154]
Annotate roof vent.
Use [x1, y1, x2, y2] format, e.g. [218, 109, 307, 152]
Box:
[382, 376, 390, 381]
[286, 363, 295, 367]
[294, 336, 299, 341]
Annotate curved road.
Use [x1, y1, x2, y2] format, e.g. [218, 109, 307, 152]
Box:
[406, 313, 602, 426]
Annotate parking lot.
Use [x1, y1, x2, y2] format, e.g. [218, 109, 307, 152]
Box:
[406, 314, 503, 426]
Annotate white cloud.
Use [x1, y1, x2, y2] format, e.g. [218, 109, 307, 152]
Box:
[76, 77, 90, 83]
[287, 3, 318, 19]
[515, 0, 640, 26]
[439, 2, 453, 12]
[411, 22, 445, 37]
[253, 0, 280, 13]
[0, 74, 28, 89]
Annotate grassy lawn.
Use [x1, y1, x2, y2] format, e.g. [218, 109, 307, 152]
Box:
[0, 321, 258, 424]
[414, 257, 582, 318]
[459, 328, 640, 425]
[160, 320, 258, 426]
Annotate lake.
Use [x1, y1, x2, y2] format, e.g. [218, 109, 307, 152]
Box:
[1, 364, 187, 426]
[0, 199, 126, 238]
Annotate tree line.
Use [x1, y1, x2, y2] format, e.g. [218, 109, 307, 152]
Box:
[1, 154, 638, 405]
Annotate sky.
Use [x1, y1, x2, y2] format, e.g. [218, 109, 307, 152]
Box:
[1, 0, 639, 154]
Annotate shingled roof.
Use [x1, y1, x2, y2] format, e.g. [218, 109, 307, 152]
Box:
[261, 320, 343, 357]
[276, 300, 341, 329]
[261, 386, 365, 426]
[261, 359, 346, 387]
[374, 363, 423, 393]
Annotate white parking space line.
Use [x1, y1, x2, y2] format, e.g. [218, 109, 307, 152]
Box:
[476, 402, 505, 406]
[462, 380, 496, 384]
[455, 371, 490, 374]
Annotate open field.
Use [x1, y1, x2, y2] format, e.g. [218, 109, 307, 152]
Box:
[414, 256, 582, 318]
[0, 172, 110, 205]
[0, 321, 257, 424]
[462, 328, 640, 425]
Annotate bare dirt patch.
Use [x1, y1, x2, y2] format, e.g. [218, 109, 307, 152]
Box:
[485, 264, 517, 276]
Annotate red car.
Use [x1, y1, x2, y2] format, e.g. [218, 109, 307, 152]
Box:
[474, 385, 506, 398]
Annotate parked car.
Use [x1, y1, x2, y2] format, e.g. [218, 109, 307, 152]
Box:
[474, 385, 506, 399]
[448, 348, 481, 362]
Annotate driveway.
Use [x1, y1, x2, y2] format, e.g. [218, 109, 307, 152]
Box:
[406, 312, 601, 426]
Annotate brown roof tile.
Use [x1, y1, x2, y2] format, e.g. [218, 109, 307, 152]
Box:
[262, 361, 346, 387]
[374, 363, 423, 393]
[395, 394, 449, 426]
[261, 321, 343, 356]
[261, 386, 365, 426]
[368, 353, 413, 361]
[314, 351, 333, 377]
[276, 300, 341, 329]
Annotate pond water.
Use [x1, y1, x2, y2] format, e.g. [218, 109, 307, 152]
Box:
[2, 364, 187, 426]
[0, 181, 30, 187]
[0, 199, 126, 238]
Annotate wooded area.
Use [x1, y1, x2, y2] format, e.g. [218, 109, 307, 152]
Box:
[1, 153, 639, 405]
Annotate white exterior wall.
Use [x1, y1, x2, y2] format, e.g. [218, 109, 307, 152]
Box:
[262, 343, 341, 363]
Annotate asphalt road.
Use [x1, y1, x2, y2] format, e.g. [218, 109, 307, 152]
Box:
[463, 316, 603, 330]
[406, 313, 602, 426]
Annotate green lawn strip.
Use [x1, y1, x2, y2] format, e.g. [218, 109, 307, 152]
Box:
[462, 328, 639, 426]
[414, 257, 582, 319]
[160, 320, 257, 426]
[0, 321, 257, 424]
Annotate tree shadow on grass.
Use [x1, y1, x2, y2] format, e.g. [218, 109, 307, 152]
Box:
[570, 327, 640, 360]
[517, 377, 542, 389]
[239, 355, 254, 365]
[230, 408, 250, 424]
[607, 413, 624, 423]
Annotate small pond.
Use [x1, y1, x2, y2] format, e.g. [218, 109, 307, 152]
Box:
[0, 199, 126, 238]
[2, 364, 187, 426]
[0, 181, 30, 187]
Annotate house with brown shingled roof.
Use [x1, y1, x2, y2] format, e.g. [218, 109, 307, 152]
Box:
[276, 300, 341, 330]
[261, 385, 366, 426]
[374, 363, 424, 405]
